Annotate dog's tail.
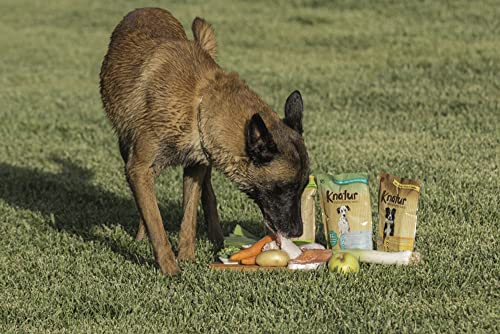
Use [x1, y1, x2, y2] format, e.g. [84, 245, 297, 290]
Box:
[192, 17, 217, 60]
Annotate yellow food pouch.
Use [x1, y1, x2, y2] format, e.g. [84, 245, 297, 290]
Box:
[292, 175, 317, 244]
[377, 172, 422, 251]
[317, 173, 373, 250]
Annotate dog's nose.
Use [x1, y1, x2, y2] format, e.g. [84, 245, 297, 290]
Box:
[288, 220, 303, 238]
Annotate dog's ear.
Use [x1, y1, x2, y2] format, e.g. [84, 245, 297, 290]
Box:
[246, 113, 278, 165]
[385, 207, 390, 215]
[283, 90, 303, 135]
[346, 205, 350, 211]
[336, 207, 340, 214]
[391, 208, 396, 216]
[192, 17, 217, 59]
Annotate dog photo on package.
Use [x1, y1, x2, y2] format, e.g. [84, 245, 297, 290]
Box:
[377, 172, 422, 252]
[317, 173, 372, 250]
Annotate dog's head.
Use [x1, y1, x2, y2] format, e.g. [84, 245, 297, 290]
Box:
[385, 207, 396, 222]
[336, 205, 350, 218]
[243, 91, 309, 238]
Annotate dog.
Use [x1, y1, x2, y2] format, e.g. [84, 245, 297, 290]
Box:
[384, 207, 396, 238]
[336, 205, 350, 235]
[99, 8, 309, 275]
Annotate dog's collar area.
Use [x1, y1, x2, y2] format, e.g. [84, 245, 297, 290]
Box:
[197, 96, 212, 163]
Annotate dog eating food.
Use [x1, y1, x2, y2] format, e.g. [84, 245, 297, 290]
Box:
[317, 173, 373, 250]
[377, 172, 422, 251]
[99, 8, 309, 275]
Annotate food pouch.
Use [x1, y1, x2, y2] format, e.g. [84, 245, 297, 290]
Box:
[377, 172, 422, 251]
[292, 175, 317, 244]
[317, 173, 372, 250]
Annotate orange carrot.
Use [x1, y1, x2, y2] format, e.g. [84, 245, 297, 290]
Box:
[229, 235, 274, 261]
[240, 256, 257, 265]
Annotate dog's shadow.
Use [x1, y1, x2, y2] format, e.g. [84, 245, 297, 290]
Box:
[0, 158, 185, 267]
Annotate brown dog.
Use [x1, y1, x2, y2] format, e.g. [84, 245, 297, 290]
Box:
[99, 8, 309, 275]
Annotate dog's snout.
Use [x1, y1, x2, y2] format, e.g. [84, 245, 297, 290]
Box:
[288, 220, 303, 238]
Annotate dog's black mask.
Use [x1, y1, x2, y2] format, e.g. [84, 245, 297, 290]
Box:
[251, 181, 307, 238]
[244, 91, 309, 238]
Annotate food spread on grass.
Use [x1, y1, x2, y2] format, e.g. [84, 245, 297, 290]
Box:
[215, 170, 423, 273]
[217, 234, 421, 272]
[215, 225, 421, 272]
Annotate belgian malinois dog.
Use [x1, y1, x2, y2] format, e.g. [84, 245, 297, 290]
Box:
[100, 8, 309, 275]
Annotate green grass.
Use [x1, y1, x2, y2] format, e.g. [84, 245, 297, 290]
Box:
[1, 0, 498, 332]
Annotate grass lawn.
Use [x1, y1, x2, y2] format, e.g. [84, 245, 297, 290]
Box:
[0, 0, 498, 332]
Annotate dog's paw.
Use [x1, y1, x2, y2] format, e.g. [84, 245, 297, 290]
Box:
[177, 248, 196, 262]
[159, 258, 181, 276]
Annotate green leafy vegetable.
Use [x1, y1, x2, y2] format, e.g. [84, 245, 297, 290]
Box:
[223, 224, 259, 247]
[217, 246, 241, 258]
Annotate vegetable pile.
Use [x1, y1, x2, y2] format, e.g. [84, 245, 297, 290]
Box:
[217, 225, 421, 272]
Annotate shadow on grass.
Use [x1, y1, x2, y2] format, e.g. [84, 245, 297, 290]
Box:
[0, 158, 185, 267]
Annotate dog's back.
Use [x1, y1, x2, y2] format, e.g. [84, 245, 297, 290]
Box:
[110, 7, 187, 42]
[100, 8, 218, 165]
[100, 8, 188, 114]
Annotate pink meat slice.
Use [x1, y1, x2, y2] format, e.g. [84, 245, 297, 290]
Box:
[289, 249, 333, 264]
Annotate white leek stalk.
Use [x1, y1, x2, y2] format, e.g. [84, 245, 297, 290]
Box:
[333, 250, 421, 266]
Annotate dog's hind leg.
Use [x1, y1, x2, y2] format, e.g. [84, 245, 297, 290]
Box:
[178, 165, 207, 261]
[201, 166, 224, 249]
[126, 140, 180, 275]
[117, 135, 149, 242]
[134, 165, 162, 241]
[135, 168, 163, 241]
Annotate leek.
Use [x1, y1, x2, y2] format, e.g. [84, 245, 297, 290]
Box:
[333, 249, 421, 266]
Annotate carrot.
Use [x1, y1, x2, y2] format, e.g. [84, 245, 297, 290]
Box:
[240, 256, 257, 265]
[229, 235, 274, 261]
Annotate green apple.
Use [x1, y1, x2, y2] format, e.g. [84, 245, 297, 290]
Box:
[328, 252, 360, 273]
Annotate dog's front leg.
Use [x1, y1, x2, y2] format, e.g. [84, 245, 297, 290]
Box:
[135, 218, 147, 241]
[126, 162, 180, 275]
[178, 165, 207, 261]
[201, 166, 224, 249]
